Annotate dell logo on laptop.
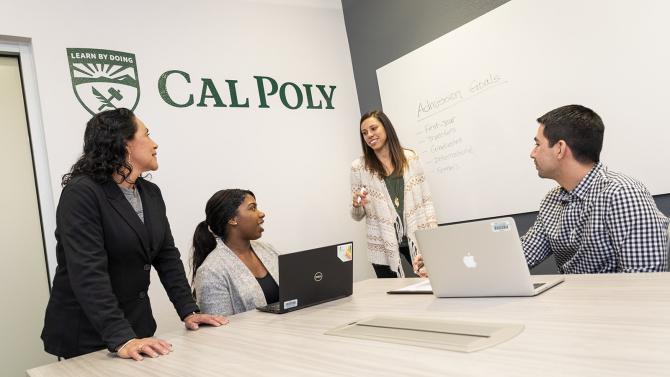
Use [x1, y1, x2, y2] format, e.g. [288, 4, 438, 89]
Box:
[314, 272, 323, 282]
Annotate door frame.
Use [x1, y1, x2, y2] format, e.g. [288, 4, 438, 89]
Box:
[0, 37, 57, 285]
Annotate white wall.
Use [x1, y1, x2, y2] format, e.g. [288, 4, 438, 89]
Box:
[1, 0, 372, 335]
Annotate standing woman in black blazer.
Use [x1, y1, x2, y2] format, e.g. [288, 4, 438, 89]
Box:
[41, 108, 227, 361]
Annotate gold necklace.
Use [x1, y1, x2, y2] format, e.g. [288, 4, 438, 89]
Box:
[386, 174, 402, 208]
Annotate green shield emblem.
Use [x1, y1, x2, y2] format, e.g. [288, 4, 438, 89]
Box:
[67, 48, 140, 115]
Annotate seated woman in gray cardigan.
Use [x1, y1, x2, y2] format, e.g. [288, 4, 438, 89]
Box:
[191, 189, 280, 316]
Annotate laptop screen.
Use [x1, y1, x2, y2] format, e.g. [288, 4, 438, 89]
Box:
[276, 242, 353, 311]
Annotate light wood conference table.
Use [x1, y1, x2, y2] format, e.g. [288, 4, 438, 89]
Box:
[28, 273, 670, 377]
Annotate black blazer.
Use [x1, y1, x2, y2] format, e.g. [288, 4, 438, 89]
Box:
[41, 176, 198, 358]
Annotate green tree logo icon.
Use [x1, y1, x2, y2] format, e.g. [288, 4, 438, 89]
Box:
[67, 48, 140, 115]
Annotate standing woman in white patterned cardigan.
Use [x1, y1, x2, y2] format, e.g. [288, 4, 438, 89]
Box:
[351, 110, 438, 278]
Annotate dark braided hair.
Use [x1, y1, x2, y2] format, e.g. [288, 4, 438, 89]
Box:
[191, 189, 255, 287]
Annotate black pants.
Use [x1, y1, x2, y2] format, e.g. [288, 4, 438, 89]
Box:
[372, 246, 412, 278]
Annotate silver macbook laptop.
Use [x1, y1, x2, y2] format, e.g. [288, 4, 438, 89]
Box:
[414, 217, 563, 297]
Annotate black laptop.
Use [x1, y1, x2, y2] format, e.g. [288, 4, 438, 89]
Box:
[257, 242, 353, 314]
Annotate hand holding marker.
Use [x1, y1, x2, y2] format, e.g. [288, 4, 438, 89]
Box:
[354, 187, 368, 208]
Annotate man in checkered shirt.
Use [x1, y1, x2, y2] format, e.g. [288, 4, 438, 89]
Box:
[522, 104, 668, 273]
[414, 105, 668, 276]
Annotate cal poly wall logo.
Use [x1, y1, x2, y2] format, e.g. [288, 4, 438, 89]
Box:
[67, 48, 140, 115]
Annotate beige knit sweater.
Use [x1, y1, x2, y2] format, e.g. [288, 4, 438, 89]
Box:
[350, 149, 438, 276]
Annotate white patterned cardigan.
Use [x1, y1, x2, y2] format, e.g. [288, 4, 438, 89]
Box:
[350, 150, 438, 276]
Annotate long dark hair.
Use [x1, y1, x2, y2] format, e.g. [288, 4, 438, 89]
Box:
[62, 108, 137, 186]
[359, 110, 408, 177]
[191, 189, 255, 285]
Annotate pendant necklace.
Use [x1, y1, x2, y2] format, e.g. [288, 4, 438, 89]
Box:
[391, 175, 401, 208]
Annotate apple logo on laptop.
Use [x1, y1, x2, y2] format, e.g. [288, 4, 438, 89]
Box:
[463, 253, 477, 268]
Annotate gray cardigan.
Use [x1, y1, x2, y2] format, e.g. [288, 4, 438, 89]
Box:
[194, 239, 280, 316]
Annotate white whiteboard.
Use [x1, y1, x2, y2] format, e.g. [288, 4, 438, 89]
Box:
[377, 0, 670, 223]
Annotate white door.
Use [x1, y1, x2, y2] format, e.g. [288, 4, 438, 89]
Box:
[0, 55, 56, 374]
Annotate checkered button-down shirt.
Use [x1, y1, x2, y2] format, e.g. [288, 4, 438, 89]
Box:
[521, 162, 668, 273]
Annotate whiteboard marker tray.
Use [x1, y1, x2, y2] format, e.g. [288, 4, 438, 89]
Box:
[325, 316, 523, 352]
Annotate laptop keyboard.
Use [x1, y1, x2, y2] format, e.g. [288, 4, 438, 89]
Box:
[533, 283, 546, 289]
